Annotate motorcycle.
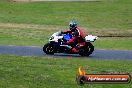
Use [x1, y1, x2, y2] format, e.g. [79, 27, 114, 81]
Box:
[43, 31, 98, 56]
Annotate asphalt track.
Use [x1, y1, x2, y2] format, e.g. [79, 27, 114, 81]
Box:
[0, 45, 132, 60]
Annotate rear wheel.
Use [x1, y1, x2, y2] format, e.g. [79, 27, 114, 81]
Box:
[79, 42, 94, 56]
[43, 43, 54, 55]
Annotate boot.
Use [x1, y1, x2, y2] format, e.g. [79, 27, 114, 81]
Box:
[72, 48, 79, 54]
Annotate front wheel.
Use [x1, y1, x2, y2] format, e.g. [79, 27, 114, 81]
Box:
[79, 42, 94, 56]
[43, 43, 54, 55]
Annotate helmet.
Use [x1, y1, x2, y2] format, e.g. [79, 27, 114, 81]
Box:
[69, 20, 77, 31]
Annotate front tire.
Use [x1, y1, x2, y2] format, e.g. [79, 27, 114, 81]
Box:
[43, 43, 54, 55]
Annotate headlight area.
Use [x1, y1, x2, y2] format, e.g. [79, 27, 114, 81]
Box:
[50, 36, 54, 40]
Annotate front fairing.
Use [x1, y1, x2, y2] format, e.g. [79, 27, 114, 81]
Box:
[49, 31, 63, 42]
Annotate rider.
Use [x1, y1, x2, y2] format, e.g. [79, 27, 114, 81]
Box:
[62, 20, 86, 53]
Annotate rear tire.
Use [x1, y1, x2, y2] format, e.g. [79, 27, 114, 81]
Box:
[43, 43, 54, 55]
[79, 42, 94, 56]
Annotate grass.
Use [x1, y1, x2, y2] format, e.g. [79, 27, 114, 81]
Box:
[94, 37, 132, 50]
[0, 1, 131, 88]
[0, 0, 132, 29]
[0, 25, 132, 50]
[0, 0, 132, 50]
[0, 55, 132, 88]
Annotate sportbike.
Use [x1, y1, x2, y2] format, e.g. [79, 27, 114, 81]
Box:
[43, 31, 98, 56]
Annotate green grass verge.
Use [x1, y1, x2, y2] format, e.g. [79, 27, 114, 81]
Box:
[0, 0, 132, 50]
[0, 0, 132, 29]
[0, 27, 132, 50]
[0, 55, 132, 88]
[94, 37, 132, 50]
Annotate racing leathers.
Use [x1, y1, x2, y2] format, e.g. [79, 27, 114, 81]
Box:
[63, 26, 86, 53]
